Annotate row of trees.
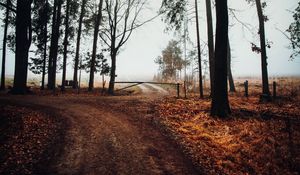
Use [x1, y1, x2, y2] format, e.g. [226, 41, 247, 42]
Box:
[0, 0, 151, 94]
[0, 0, 299, 117]
[159, 0, 300, 117]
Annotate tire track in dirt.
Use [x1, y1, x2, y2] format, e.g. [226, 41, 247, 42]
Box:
[1, 96, 200, 175]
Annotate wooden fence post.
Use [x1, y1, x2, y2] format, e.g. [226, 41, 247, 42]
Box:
[184, 81, 187, 98]
[273, 81, 277, 99]
[177, 83, 180, 98]
[244, 80, 248, 97]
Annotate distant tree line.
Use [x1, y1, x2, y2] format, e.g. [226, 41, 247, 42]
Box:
[0, 0, 152, 94]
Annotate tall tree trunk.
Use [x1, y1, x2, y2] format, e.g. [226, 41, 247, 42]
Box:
[88, 0, 103, 92]
[211, 0, 231, 117]
[195, 0, 204, 98]
[52, 0, 62, 90]
[61, 0, 70, 92]
[255, 0, 270, 96]
[48, 0, 62, 90]
[0, 0, 11, 91]
[227, 39, 236, 92]
[41, 0, 49, 90]
[205, 0, 215, 96]
[41, 29, 47, 90]
[47, 0, 57, 89]
[12, 0, 32, 94]
[73, 0, 87, 89]
[108, 51, 116, 95]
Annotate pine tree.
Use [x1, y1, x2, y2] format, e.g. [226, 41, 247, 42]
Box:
[73, 0, 88, 89]
[48, 0, 62, 90]
[88, 0, 104, 91]
[30, 0, 51, 90]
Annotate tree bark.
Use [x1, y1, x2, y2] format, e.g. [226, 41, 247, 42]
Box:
[255, 0, 270, 96]
[48, 0, 62, 90]
[1, 0, 11, 91]
[195, 0, 204, 98]
[211, 0, 231, 117]
[41, 0, 49, 90]
[205, 0, 215, 96]
[88, 0, 103, 92]
[12, 0, 32, 94]
[73, 0, 87, 89]
[108, 51, 116, 95]
[61, 0, 71, 92]
[227, 39, 236, 92]
[48, 0, 56, 89]
[47, 0, 57, 89]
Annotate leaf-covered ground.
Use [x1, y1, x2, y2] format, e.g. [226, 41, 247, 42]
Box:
[155, 96, 300, 175]
[0, 104, 66, 175]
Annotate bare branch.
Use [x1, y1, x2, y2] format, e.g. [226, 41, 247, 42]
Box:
[99, 33, 111, 47]
[228, 7, 255, 35]
[100, 29, 112, 41]
[275, 27, 300, 49]
[0, 2, 16, 13]
[101, 0, 159, 53]
[116, 0, 147, 49]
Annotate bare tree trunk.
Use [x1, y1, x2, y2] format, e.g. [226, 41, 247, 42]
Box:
[73, 0, 87, 89]
[227, 39, 236, 92]
[205, 0, 215, 96]
[12, 0, 32, 94]
[61, 0, 70, 92]
[48, 0, 62, 90]
[52, 0, 62, 91]
[0, 0, 11, 91]
[255, 0, 270, 97]
[89, 0, 103, 92]
[41, 11, 47, 90]
[108, 51, 116, 94]
[211, 0, 231, 117]
[195, 0, 204, 98]
[41, 0, 49, 90]
[47, 0, 57, 89]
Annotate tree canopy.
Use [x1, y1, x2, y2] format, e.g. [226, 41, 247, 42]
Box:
[287, 2, 300, 60]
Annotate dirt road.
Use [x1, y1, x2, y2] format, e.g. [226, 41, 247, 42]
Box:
[138, 84, 169, 95]
[1, 95, 200, 175]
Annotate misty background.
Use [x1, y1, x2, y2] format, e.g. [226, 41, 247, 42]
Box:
[0, 0, 299, 84]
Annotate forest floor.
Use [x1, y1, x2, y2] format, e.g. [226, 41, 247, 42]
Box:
[0, 79, 300, 175]
[0, 94, 199, 175]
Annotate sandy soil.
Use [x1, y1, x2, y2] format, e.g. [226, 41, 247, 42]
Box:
[0, 95, 200, 175]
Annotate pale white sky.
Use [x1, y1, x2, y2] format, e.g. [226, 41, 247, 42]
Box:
[0, 0, 299, 82]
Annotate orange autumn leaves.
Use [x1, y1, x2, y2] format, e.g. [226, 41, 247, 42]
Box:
[155, 96, 300, 175]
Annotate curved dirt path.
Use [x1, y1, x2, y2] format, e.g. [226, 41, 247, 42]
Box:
[144, 84, 169, 94]
[1, 96, 199, 175]
[138, 84, 169, 95]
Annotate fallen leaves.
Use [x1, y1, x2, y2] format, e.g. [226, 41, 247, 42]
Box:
[155, 96, 300, 175]
[0, 104, 64, 175]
